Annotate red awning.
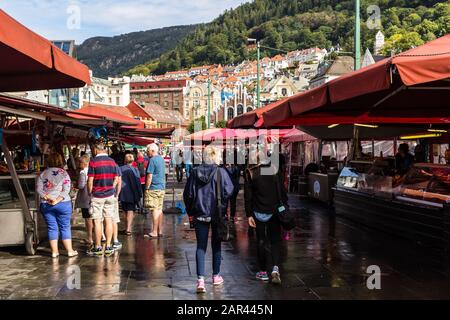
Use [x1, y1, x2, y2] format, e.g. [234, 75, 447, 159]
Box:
[280, 128, 317, 144]
[118, 136, 154, 146]
[0, 9, 91, 91]
[229, 35, 450, 129]
[121, 127, 176, 138]
[76, 105, 144, 127]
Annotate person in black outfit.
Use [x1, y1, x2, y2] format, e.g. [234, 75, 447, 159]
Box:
[244, 149, 288, 285]
[395, 143, 414, 175]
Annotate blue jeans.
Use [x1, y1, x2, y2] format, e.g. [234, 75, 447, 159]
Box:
[185, 164, 193, 179]
[195, 220, 222, 277]
[40, 201, 73, 241]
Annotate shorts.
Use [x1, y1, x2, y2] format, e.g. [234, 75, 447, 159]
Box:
[91, 195, 116, 220]
[112, 197, 120, 223]
[81, 208, 92, 219]
[146, 190, 165, 210]
[121, 202, 137, 212]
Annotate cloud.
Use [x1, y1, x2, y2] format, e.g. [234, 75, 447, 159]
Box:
[0, 0, 249, 43]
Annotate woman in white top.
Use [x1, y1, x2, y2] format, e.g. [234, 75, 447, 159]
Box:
[36, 152, 78, 258]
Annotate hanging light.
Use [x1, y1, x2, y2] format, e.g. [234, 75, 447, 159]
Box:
[328, 124, 340, 128]
[400, 133, 442, 140]
[355, 123, 378, 128]
[427, 129, 447, 133]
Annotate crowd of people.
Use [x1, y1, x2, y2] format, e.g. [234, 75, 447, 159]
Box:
[36, 141, 290, 294]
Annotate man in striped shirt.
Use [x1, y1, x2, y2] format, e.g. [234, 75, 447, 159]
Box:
[87, 142, 120, 256]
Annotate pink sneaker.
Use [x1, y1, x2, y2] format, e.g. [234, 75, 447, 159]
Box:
[196, 278, 206, 293]
[212, 275, 224, 286]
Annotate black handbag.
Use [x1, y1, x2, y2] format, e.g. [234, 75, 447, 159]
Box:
[274, 175, 296, 231]
[215, 168, 232, 242]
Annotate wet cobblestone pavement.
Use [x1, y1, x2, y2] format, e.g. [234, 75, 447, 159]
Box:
[1, 180, 450, 300]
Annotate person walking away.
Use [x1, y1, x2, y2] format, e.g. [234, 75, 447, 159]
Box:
[87, 142, 120, 256]
[224, 163, 240, 222]
[120, 154, 143, 235]
[183, 146, 234, 293]
[144, 143, 166, 238]
[163, 152, 170, 182]
[110, 144, 124, 167]
[37, 152, 78, 258]
[111, 163, 122, 250]
[184, 147, 193, 179]
[136, 151, 149, 213]
[244, 149, 288, 285]
[175, 149, 184, 183]
[75, 154, 93, 249]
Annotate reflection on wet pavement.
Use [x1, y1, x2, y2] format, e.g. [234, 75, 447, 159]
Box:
[1, 181, 450, 300]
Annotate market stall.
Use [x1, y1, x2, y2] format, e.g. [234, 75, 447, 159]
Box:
[0, 9, 91, 254]
[226, 35, 450, 251]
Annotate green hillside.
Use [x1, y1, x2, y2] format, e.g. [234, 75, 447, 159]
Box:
[127, 0, 450, 76]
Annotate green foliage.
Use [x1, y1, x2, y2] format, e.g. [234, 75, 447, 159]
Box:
[188, 116, 207, 133]
[380, 31, 425, 55]
[214, 120, 228, 128]
[126, 0, 450, 75]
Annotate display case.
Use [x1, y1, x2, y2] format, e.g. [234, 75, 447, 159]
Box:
[396, 163, 450, 208]
[0, 173, 41, 248]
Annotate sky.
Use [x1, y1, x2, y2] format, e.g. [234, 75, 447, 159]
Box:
[0, 0, 249, 44]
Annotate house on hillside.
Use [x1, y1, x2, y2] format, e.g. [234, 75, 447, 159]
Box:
[309, 56, 354, 89]
[126, 100, 187, 128]
[260, 75, 307, 104]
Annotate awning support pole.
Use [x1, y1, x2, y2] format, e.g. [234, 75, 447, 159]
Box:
[370, 85, 406, 112]
[1, 139, 34, 233]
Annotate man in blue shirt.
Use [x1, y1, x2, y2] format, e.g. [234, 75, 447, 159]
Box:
[144, 143, 166, 238]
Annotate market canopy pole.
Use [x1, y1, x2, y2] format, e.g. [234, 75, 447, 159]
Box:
[354, 0, 361, 71]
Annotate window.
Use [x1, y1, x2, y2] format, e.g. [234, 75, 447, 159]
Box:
[227, 108, 234, 120]
[153, 93, 158, 98]
[281, 88, 288, 96]
[116, 97, 120, 105]
[246, 107, 253, 113]
[164, 101, 169, 107]
[174, 101, 179, 106]
[174, 93, 179, 97]
[164, 93, 169, 98]
[237, 104, 244, 116]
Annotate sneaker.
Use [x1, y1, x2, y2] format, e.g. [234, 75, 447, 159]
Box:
[104, 246, 115, 256]
[88, 246, 104, 257]
[212, 275, 224, 286]
[196, 278, 206, 293]
[256, 271, 269, 281]
[271, 266, 281, 284]
[112, 241, 122, 250]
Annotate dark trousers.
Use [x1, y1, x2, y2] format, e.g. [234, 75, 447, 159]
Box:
[224, 193, 237, 218]
[195, 220, 222, 277]
[255, 215, 281, 273]
[176, 165, 183, 182]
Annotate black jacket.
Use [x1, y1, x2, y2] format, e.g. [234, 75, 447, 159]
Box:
[244, 164, 288, 218]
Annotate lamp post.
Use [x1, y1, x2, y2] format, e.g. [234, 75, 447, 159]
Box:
[248, 39, 290, 109]
[207, 78, 211, 129]
[354, 0, 361, 70]
[247, 38, 260, 109]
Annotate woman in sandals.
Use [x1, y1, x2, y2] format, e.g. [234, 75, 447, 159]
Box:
[119, 153, 142, 235]
[37, 152, 78, 258]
